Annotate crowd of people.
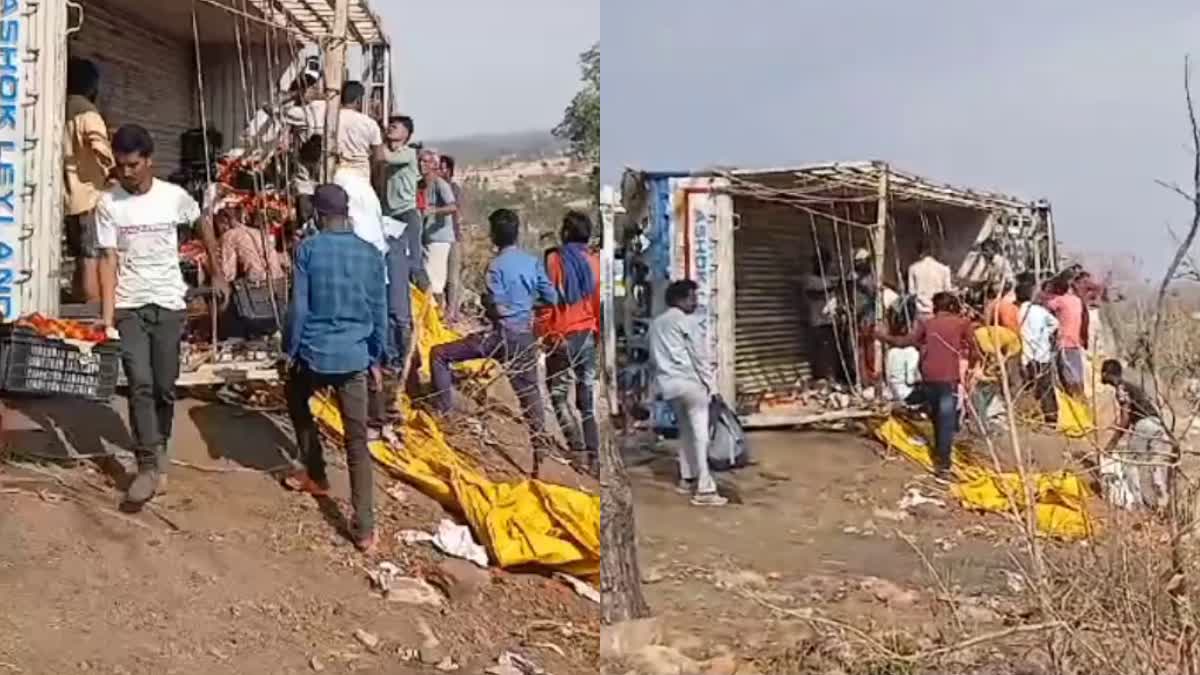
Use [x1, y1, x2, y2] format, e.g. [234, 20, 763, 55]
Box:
[62, 61, 602, 553]
[650, 233, 1172, 512]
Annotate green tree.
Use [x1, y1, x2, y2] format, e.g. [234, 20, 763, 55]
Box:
[554, 43, 599, 166]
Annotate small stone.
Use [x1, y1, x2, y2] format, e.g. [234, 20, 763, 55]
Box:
[429, 559, 491, 603]
[872, 507, 909, 522]
[435, 655, 459, 671]
[704, 655, 739, 675]
[309, 655, 325, 672]
[642, 565, 667, 584]
[600, 618, 663, 659]
[633, 645, 701, 675]
[385, 577, 445, 607]
[420, 645, 450, 665]
[354, 629, 380, 651]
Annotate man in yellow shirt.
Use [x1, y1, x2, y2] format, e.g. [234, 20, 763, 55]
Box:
[63, 58, 114, 303]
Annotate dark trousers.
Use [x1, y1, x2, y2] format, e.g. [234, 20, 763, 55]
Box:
[286, 364, 374, 538]
[922, 381, 958, 473]
[431, 328, 545, 442]
[116, 305, 185, 465]
[1025, 361, 1059, 424]
[370, 230, 422, 429]
[808, 324, 853, 384]
[546, 331, 600, 453]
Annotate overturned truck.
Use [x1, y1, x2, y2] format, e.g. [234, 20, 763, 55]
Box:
[617, 161, 1059, 429]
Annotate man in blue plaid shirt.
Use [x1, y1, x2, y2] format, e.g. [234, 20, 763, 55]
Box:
[282, 183, 387, 554]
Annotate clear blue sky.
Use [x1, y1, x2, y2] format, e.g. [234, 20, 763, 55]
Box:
[379, 0, 597, 141]
[601, 1, 1200, 270]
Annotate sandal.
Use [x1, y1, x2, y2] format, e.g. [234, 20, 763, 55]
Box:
[355, 532, 378, 555]
[281, 471, 331, 497]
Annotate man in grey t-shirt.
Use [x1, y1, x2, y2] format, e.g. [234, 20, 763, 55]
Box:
[420, 149, 457, 300]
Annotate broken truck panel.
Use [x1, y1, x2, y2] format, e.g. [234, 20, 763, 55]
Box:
[619, 162, 1057, 430]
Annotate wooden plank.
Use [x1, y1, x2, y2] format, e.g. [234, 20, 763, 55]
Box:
[741, 409, 878, 430]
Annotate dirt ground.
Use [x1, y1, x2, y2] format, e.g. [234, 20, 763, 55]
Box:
[0, 393, 598, 675]
[616, 420, 1103, 674]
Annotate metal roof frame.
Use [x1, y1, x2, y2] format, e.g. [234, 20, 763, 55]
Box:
[243, 0, 387, 44]
[629, 161, 1034, 212]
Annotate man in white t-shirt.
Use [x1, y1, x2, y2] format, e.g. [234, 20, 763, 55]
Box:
[96, 124, 229, 508]
[907, 239, 953, 318]
[335, 82, 383, 179]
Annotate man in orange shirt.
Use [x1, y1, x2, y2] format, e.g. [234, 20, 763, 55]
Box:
[983, 281, 1020, 332]
[536, 210, 601, 475]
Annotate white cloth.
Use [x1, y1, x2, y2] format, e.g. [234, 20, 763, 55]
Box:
[667, 381, 718, 495]
[1104, 416, 1171, 510]
[95, 179, 200, 311]
[425, 241, 453, 294]
[333, 168, 388, 258]
[907, 256, 953, 315]
[336, 108, 382, 177]
[1017, 302, 1059, 366]
[649, 306, 713, 395]
[802, 273, 838, 327]
[282, 100, 326, 137]
[383, 215, 407, 239]
[885, 346, 921, 401]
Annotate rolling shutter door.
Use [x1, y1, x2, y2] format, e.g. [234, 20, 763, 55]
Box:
[69, 2, 196, 177]
[733, 205, 814, 397]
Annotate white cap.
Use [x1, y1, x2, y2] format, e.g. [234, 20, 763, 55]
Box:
[853, 248, 871, 263]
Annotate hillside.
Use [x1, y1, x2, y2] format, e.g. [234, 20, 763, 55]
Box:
[425, 129, 566, 166]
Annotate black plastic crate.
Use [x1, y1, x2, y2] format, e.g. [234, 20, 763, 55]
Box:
[233, 279, 290, 323]
[0, 325, 120, 401]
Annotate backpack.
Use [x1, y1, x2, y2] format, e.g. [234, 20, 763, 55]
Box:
[708, 396, 751, 471]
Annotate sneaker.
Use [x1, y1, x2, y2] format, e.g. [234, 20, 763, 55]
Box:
[367, 428, 383, 443]
[125, 466, 161, 505]
[932, 469, 954, 486]
[674, 479, 696, 495]
[690, 492, 729, 507]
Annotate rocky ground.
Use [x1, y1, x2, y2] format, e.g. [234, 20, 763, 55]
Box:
[600, 420, 1145, 675]
[0, 392, 599, 675]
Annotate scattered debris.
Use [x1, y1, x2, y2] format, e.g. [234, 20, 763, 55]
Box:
[430, 559, 491, 602]
[898, 487, 946, 511]
[385, 577, 445, 607]
[398, 518, 489, 568]
[859, 576, 920, 608]
[385, 483, 408, 503]
[353, 629, 380, 651]
[714, 569, 768, 591]
[366, 561, 403, 595]
[485, 651, 545, 675]
[435, 656, 460, 671]
[554, 572, 600, 603]
[871, 507, 909, 523]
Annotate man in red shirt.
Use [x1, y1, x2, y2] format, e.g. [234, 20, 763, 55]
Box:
[536, 211, 601, 475]
[879, 292, 978, 482]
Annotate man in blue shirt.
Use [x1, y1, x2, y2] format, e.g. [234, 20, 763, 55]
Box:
[430, 208, 558, 475]
[283, 184, 387, 554]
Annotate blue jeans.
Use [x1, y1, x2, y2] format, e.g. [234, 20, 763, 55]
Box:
[546, 331, 600, 453]
[922, 381, 958, 473]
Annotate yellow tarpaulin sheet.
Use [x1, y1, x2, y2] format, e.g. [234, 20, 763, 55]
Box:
[874, 415, 1095, 540]
[310, 289, 601, 580]
[1056, 388, 1095, 439]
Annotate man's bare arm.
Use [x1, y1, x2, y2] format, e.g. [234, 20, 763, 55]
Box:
[98, 249, 118, 328]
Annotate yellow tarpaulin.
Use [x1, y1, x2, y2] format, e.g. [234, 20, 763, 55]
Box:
[874, 415, 1095, 540]
[310, 289, 600, 580]
[1056, 388, 1096, 439]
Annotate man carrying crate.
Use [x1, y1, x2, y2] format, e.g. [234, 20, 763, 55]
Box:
[96, 125, 230, 508]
